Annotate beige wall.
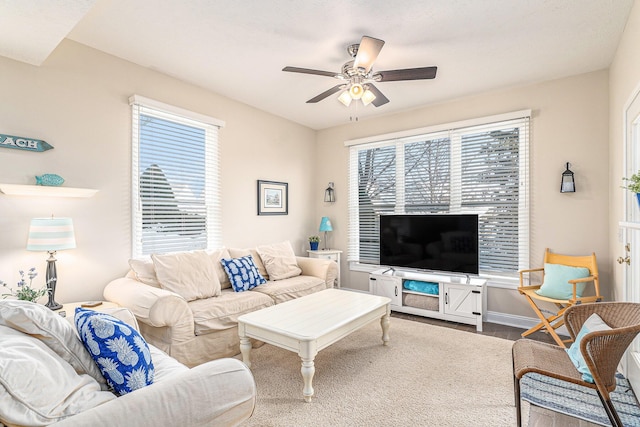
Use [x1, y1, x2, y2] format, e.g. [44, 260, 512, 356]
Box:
[0, 40, 317, 303]
[316, 70, 610, 319]
[609, 0, 640, 301]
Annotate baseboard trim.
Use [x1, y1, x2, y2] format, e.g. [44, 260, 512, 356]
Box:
[486, 311, 569, 337]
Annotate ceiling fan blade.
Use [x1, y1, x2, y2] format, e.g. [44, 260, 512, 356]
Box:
[306, 85, 344, 103]
[378, 66, 438, 82]
[282, 66, 338, 78]
[353, 36, 385, 73]
[366, 84, 389, 107]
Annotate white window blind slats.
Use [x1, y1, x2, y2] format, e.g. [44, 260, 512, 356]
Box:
[348, 113, 530, 275]
[131, 99, 222, 257]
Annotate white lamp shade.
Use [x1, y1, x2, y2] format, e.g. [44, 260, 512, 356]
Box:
[27, 217, 76, 251]
[361, 89, 376, 106]
[349, 83, 364, 99]
[338, 91, 352, 106]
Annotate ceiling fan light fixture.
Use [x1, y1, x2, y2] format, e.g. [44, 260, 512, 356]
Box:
[338, 91, 352, 106]
[349, 83, 364, 99]
[361, 89, 376, 106]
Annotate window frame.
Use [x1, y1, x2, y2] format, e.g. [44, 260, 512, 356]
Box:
[129, 95, 225, 258]
[346, 110, 531, 282]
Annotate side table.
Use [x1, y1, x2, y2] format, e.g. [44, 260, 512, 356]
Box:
[55, 301, 119, 320]
[307, 249, 342, 288]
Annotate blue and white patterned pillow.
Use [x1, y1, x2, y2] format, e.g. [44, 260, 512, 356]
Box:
[220, 255, 267, 292]
[75, 308, 154, 396]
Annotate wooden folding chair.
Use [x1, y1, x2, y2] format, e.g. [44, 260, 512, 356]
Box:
[518, 248, 602, 347]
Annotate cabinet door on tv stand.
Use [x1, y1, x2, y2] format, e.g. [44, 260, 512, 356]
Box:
[370, 275, 402, 306]
[443, 283, 481, 319]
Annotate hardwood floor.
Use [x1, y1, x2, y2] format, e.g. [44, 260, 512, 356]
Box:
[391, 311, 558, 344]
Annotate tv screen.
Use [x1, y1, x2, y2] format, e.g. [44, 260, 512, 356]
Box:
[379, 214, 479, 275]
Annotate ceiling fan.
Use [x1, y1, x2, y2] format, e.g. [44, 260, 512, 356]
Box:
[283, 36, 437, 108]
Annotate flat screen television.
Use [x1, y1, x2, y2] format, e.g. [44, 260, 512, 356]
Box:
[379, 214, 479, 275]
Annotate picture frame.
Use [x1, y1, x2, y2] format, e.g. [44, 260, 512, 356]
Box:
[257, 180, 288, 215]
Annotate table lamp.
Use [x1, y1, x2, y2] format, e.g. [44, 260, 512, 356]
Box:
[26, 217, 76, 310]
[319, 216, 333, 250]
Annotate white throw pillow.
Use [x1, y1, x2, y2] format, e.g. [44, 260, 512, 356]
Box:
[206, 247, 232, 289]
[128, 257, 161, 288]
[228, 247, 270, 280]
[152, 250, 221, 301]
[0, 300, 107, 388]
[0, 325, 116, 426]
[256, 240, 302, 281]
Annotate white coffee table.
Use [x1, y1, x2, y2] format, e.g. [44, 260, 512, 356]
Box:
[238, 288, 391, 402]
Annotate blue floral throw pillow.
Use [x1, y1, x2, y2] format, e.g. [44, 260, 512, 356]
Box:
[220, 255, 267, 292]
[75, 308, 154, 396]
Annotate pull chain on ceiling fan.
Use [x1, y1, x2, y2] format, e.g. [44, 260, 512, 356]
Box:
[283, 35, 437, 108]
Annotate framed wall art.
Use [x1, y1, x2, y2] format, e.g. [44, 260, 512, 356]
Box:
[257, 180, 288, 215]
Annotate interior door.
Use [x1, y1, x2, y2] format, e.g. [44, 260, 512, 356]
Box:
[621, 85, 640, 393]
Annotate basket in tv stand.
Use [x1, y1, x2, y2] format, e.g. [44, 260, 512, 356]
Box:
[369, 268, 487, 331]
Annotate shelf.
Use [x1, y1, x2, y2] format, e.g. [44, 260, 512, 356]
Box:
[0, 183, 98, 198]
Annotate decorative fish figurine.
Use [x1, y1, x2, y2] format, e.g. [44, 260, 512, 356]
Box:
[35, 174, 64, 186]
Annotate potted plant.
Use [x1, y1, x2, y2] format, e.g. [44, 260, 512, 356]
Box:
[308, 236, 320, 251]
[622, 172, 640, 206]
[1, 268, 47, 302]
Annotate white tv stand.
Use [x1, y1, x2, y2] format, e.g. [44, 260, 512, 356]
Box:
[369, 268, 487, 331]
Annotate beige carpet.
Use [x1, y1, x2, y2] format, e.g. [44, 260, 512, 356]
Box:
[238, 317, 519, 427]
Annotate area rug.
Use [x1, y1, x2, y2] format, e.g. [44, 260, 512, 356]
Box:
[238, 317, 516, 426]
[521, 372, 640, 426]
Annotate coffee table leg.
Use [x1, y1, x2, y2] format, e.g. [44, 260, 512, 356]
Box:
[301, 357, 315, 403]
[381, 305, 390, 346]
[299, 341, 317, 402]
[239, 333, 252, 368]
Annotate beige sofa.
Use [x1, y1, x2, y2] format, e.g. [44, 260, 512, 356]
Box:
[0, 300, 255, 427]
[103, 244, 338, 367]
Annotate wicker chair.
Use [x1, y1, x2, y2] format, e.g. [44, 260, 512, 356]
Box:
[512, 302, 640, 427]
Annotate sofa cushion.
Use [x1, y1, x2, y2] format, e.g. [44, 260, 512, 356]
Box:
[252, 275, 326, 304]
[152, 250, 221, 301]
[207, 247, 232, 289]
[189, 289, 274, 335]
[256, 240, 302, 281]
[128, 257, 161, 288]
[75, 308, 155, 396]
[0, 325, 116, 426]
[221, 255, 267, 292]
[228, 247, 269, 280]
[0, 300, 107, 388]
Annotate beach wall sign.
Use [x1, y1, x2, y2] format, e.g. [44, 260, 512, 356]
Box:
[0, 133, 53, 152]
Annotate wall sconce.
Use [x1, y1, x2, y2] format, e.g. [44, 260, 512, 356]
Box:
[324, 182, 335, 203]
[560, 162, 576, 193]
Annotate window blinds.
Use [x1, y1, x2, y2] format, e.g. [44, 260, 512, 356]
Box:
[130, 96, 223, 257]
[348, 112, 530, 275]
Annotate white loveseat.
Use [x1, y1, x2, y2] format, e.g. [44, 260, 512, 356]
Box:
[104, 243, 338, 367]
[0, 301, 256, 427]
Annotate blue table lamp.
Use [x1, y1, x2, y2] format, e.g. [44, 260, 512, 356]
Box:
[319, 217, 333, 250]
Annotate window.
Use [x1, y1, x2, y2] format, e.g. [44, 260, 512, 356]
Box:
[130, 95, 224, 257]
[347, 110, 530, 276]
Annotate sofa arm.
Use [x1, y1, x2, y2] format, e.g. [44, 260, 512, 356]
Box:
[296, 256, 338, 288]
[103, 277, 194, 341]
[51, 358, 256, 427]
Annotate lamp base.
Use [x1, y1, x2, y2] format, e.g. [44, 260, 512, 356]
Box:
[46, 301, 63, 310]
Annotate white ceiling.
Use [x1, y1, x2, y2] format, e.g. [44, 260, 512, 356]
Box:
[0, 0, 634, 130]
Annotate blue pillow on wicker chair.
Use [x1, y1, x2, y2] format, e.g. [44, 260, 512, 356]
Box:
[535, 263, 590, 300]
[565, 313, 611, 383]
[220, 255, 267, 292]
[75, 308, 154, 396]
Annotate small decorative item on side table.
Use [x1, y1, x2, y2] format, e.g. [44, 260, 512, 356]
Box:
[56, 301, 119, 320]
[307, 249, 342, 288]
[308, 235, 320, 251]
